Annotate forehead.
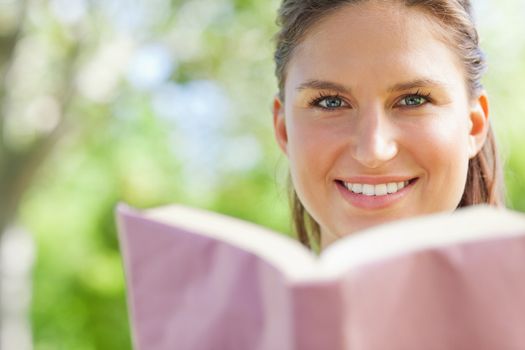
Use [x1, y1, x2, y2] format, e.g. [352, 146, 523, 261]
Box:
[287, 1, 463, 90]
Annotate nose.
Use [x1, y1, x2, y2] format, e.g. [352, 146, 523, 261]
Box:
[351, 106, 398, 168]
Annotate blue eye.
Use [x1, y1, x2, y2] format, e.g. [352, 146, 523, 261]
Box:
[312, 95, 348, 110]
[320, 97, 343, 108]
[398, 94, 430, 107]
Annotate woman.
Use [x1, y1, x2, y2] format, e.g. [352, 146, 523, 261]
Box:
[272, 0, 505, 250]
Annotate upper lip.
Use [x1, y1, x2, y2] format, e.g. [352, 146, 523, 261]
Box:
[336, 176, 418, 184]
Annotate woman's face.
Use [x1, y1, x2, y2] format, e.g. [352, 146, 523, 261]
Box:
[273, 1, 489, 248]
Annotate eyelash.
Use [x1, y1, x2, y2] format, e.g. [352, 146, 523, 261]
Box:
[308, 92, 349, 110]
[399, 89, 433, 107]
[308, 90, 433, 110]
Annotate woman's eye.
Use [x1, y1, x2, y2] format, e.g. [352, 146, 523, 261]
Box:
[318, 96, 345, 109]
[398, 95, 429, 107]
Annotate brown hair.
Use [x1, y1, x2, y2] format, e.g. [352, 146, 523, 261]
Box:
[274, 0, 506, 249]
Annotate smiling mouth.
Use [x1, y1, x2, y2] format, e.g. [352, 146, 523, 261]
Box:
[336, 178, 418, 197]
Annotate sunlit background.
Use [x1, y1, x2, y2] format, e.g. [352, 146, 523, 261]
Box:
[0, 0, 524, 348]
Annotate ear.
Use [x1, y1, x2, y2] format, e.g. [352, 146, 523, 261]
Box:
[467, 91, 490, 159]
[273, 95, 289, 156]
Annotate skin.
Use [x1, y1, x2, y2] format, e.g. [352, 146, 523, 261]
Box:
[273, 1, 489, 250]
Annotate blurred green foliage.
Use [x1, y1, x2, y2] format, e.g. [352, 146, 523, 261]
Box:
[0, 0, 523, 348]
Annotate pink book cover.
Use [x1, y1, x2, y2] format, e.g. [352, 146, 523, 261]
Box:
[116, 204, 525, 350]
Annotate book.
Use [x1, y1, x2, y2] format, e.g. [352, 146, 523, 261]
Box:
[116, 204, 525, 350]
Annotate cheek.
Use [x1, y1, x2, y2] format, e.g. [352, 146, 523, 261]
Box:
[284, 112, 345, 217]
[286, 113, 341, 173]
[408, 114, 472, 203]
[435, 115, 470, 158]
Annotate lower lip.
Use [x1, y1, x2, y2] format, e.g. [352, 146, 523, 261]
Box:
[336, 179, 417, 210]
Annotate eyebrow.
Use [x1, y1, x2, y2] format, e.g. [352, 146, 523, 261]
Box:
[296, 80, 351, 94]
[296, 78, 449, 93]
[387, 79, 449, 92]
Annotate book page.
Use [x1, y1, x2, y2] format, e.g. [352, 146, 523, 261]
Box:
[319, 206, 525, 279]
[143, 205, 322, 282]
[129, 204, 525, 283]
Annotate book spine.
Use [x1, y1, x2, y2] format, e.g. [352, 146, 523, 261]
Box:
[290, 279, 344, 350]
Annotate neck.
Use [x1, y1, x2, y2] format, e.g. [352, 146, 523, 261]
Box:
[320, 228, 340, 252]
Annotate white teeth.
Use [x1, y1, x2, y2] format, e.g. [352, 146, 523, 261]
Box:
[352, 183, 363, 194]
[374, 184, 388, 196]
[363, 184, 375, 196]
[343, 180, 411, 196]
[387, 182, 398, 194]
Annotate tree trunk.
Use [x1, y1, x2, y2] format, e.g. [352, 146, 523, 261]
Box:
[0, 225, 35, 350]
